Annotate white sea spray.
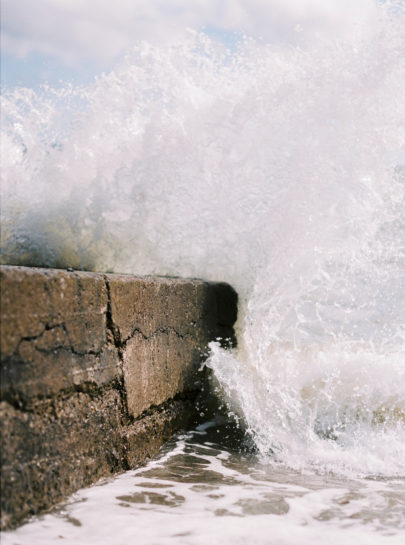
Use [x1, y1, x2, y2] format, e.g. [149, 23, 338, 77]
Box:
[1, 0, 404, 477]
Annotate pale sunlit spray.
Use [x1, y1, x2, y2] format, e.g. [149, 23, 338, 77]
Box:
[1, 1, 404, 479]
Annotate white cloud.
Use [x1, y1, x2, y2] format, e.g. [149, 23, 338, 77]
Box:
[2, 0, 378, 69]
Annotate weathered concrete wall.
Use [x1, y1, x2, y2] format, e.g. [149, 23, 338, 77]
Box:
[0, 265, 237, 529]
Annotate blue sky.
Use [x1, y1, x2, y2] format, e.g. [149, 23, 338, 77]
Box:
[0, 0, 388, 89]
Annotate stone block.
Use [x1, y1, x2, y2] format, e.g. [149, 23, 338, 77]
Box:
[0, 265, 237, 529]
[0, 266, 118, 407]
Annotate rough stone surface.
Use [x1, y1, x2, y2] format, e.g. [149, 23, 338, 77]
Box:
[0, 265, 237, 530]
[0, 267, 117, 405]
[105, 274, 237, 419]
[0, 391, 124, 530]
[124, 398, 197, 468]
[123, 331, 202, 417]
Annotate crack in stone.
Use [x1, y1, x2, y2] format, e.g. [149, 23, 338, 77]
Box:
[103, 277, 132, 461]
[121, 325, 193, 346]
[104, 276, 123, 348]
[10, 322, 108, 360]
[11, 323, 62, 355]
[1, 378, 124, 413]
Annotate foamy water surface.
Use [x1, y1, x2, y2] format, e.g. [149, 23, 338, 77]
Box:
[2, 421, 405, 545]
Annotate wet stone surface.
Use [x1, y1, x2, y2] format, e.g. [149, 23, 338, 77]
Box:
[0, 265, 238, 529]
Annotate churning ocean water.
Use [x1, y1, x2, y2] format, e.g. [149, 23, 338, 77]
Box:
[1, 1, 404, 543]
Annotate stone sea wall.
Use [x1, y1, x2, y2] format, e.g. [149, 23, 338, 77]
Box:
[0, 265, 237, 529]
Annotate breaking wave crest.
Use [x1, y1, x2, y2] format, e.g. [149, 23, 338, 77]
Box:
[1, 0, 404, 477]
